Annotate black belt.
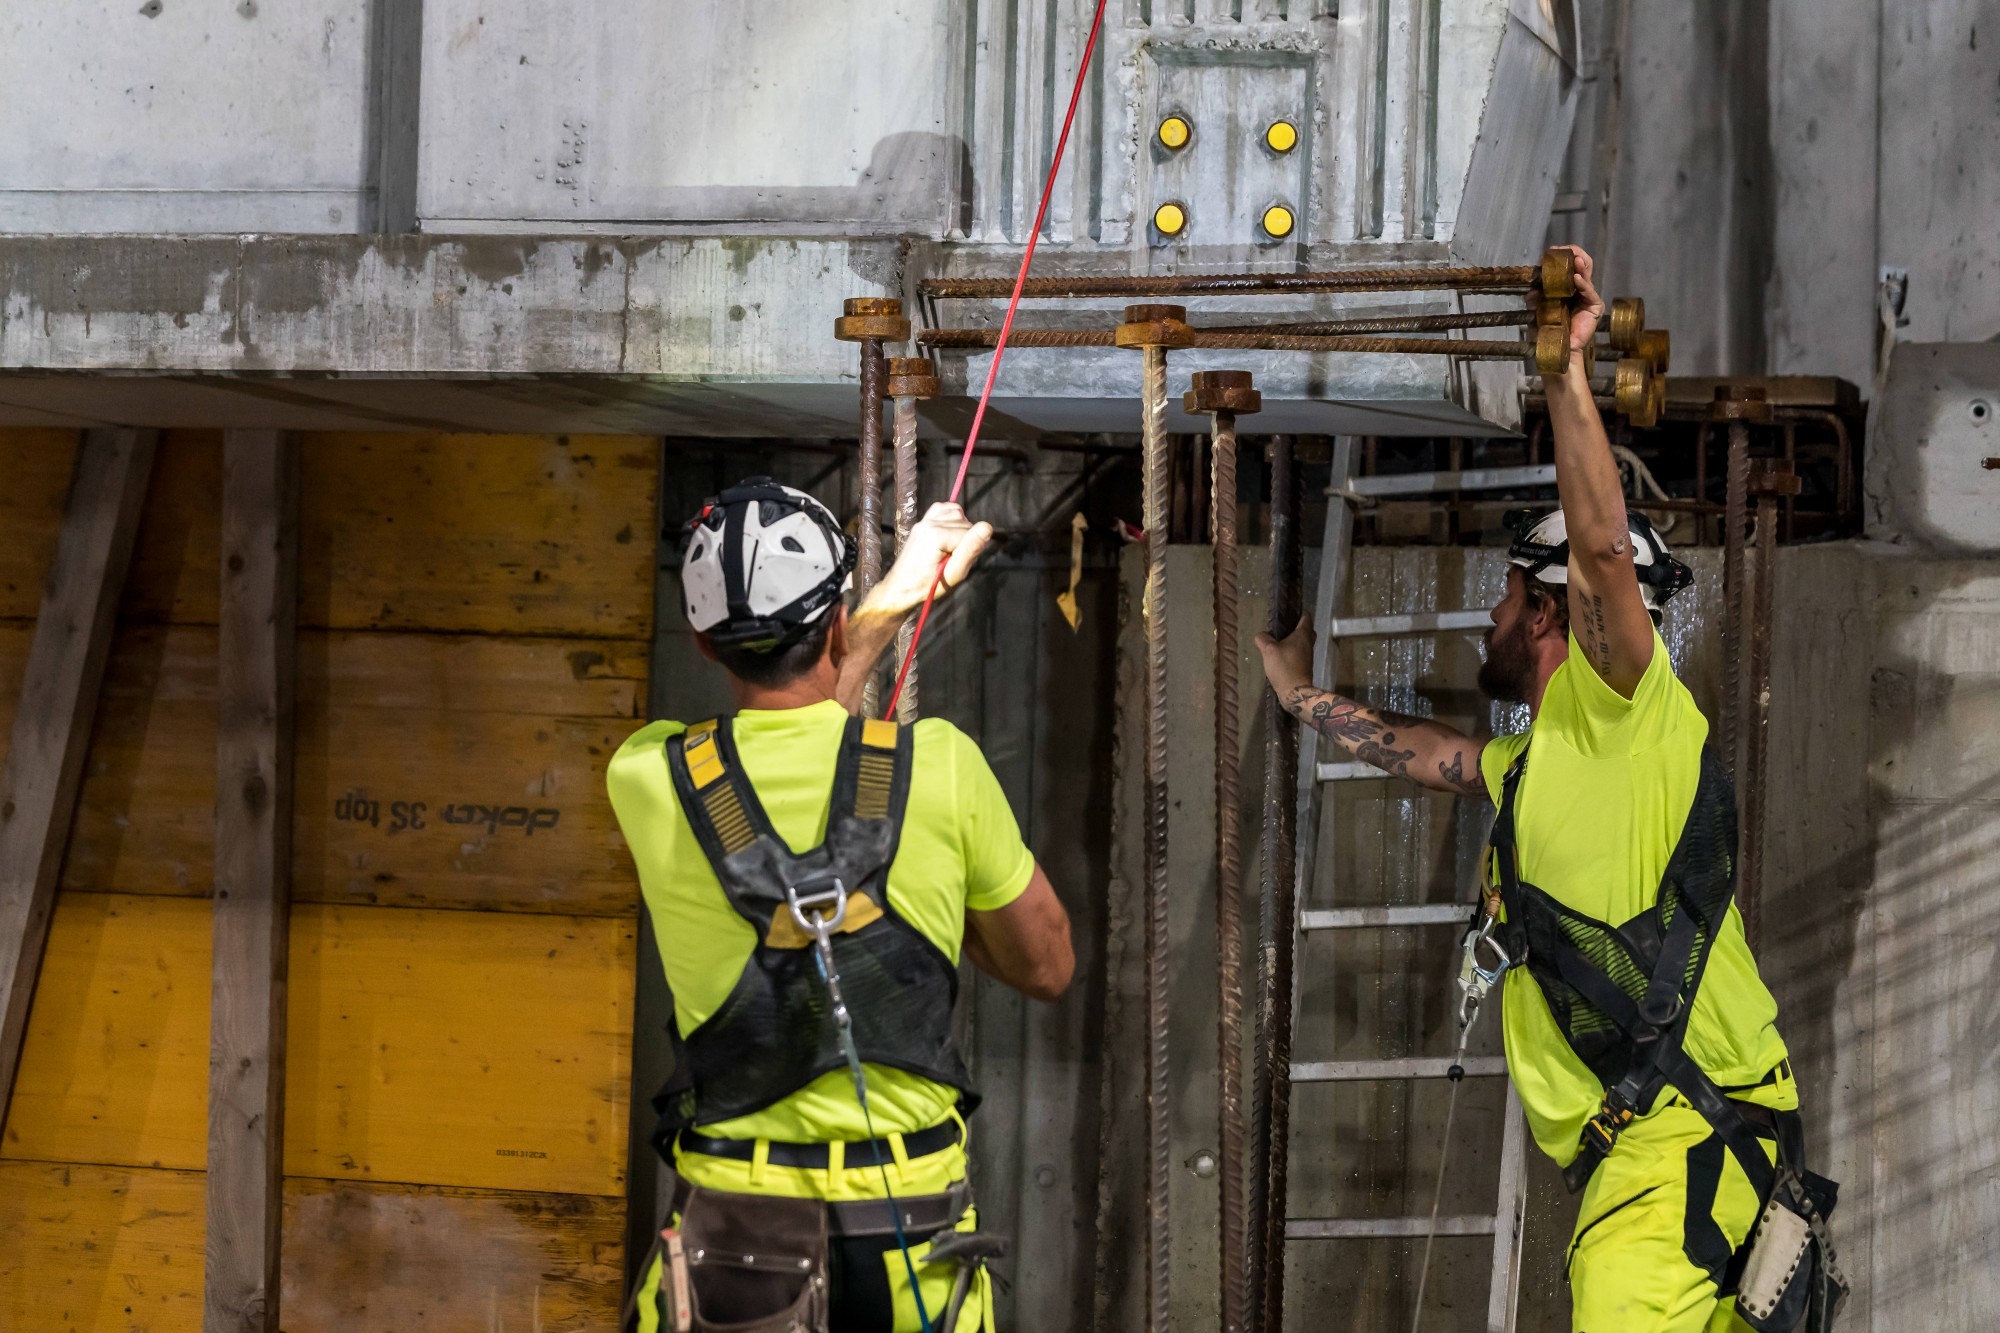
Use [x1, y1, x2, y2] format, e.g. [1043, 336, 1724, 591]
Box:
[677, 1119, 962, 1170]
[670, 1173, 974, 1239]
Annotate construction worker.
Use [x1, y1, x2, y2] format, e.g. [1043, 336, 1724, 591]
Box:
[609, 479, 1075, 1333]
[1254, 248, 1840, 1332]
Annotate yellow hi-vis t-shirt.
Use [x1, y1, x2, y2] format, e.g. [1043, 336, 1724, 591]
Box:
[606, 701, 1035, 1178]
[1480, 631, 1794, 1167]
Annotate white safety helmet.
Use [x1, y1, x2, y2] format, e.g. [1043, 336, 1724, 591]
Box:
[681, 478, 855, 650]
[1504, 507, 1693, 614]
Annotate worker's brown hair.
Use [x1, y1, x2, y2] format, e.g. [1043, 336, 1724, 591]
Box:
[709, 614, 834, 688]
[1524, 578, 1571, 633]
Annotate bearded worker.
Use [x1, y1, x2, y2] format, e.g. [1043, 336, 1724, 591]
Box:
[1254, 247, 1840, 1332]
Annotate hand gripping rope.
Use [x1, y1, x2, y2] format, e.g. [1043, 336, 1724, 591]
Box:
[1409, 898, 1513, 1333]
[786, 875, 941, 1333]
[881, 0, 1111, 719]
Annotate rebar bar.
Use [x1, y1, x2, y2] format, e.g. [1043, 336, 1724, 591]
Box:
[919, 326, 1534, 359]
[857, 339, 887, 717]
[1203, 310, 1531, 336]
[1720, 423, 1750, 776]
[1257, 437, 1301, 1333]
[892, 394, 922, 723]
[1212, 410, 1248, 1333]
[1742, 495, 1778, 948]
[921, 263, 1541, 301]
[1141, 342, 1174, 1333]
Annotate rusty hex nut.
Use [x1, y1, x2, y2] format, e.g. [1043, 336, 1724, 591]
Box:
[1535, 325, 1572, 375]
[1613, 357, 1653, 420]
[1634, 328, 1671, 375]
[1748, 458, 1803, 497]
[834, 296, 911, 342]
[1608, 297, 1646, 351]
[1183, 370, 1262, 416]
[885, 357, 940, 399]
[1539, 247, 1577, 300]
[1114, 303, 1193, 349]
[1707, 384, 1774, 424]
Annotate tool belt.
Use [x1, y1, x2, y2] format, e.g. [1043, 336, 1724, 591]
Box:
[627, 1177, 995, 1333]
[1490, 743, 1847, 1330]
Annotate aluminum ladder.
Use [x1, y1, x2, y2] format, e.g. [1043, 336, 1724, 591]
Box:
[1279, 439, 1551, 1332]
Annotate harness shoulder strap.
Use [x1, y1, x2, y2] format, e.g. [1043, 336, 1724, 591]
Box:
[667, 717, 781, 868]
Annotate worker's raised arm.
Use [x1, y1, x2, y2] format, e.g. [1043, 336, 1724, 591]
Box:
[1254, 613, 1489, 802]
[963, 863, 1074, 1002]
[834, 503, 995, 713]
[1542, 245, 1655, 697]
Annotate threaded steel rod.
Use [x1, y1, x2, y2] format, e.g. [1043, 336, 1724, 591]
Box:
[1141, 342, 1174, 1333]
[1212, 411, 1249, 1333]
[919, 327, 1533, 359]
[857, 339, 887, 717]
[921, 263, 1540, 300]
[1720, 423, 1750, 776]
[1258, 437, 1301, 1333]
[891, 395, 922, 723]
[1203, 310, 1531, 336]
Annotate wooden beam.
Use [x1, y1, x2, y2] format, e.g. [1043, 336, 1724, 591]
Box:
[0, 428, 157, 1133]
[205, 430, 299, 1333]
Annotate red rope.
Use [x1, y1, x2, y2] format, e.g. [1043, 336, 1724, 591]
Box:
[883, 0, 1110, 719]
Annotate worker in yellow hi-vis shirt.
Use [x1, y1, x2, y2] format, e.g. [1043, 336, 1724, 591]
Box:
[608, 479, 1073, 1333]
[1254, 249, 1844, 1333]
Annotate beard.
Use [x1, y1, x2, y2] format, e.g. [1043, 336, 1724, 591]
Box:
[1477, 618, 1536, 704]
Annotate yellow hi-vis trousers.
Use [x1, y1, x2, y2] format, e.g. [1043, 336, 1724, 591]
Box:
[1566, 1092, 1783, 1333]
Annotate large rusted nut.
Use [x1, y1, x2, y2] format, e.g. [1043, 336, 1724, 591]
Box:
[1539, 248, 1577, 300]
[1535, 325, 1572, 375]
[834, 296, 911, 343]
[1648, 371, 1667, 422]
[1115, 303, 1193, 349]
[1537, 296, 1572, 328]
[1707, 383, 1774, 424]
[1634, 328, 1671, 375]
[1608, 297, 1645, 351]
[886, 357, 940, 399]
[1580, 337, 1598, 380]
[1613, 357, 1653, 419]
[1183, 370, 1262, 416]
[1749, 459, 1803, 497]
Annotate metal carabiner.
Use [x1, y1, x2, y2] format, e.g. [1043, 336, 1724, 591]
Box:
[1453, 913, 1512, 1033]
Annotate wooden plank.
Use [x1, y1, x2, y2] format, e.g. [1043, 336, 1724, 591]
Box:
[110, 433, 657, 636]
[0, 1162, 624, 1333]
[4, 894, 635, 1197]
[0, 429, 157, 1135]
[0, 1160, 205, 1332]
[0, 429, 82, 621]
[206, 431, 299, 1333]
[58, 625, 645, 913]
[281, 1177, 624, 1331]
[0, 623, 31, 756]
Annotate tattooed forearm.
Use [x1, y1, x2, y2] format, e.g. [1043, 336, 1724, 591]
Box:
[1281, 685, 1486, 799]
[1435, 749, 1493, 804]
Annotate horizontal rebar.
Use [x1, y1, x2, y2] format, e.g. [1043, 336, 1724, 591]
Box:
[1204, 310, 1531, 336]
[918, 326, 1533, 360]
[920, 264, 1541, 300]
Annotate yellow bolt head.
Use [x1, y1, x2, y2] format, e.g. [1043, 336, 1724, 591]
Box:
[1157, 116, 1191, 150]
[1153, 201, 1188, 237]
[1264, 120, 1299, 154]
[1261, 204, 1296, 239]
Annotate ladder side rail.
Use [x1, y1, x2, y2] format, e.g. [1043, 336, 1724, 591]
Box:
[1485, 1082, 1529, 1333]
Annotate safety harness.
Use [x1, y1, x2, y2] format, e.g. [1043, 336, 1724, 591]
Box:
[1484, 742, 1847, 1330]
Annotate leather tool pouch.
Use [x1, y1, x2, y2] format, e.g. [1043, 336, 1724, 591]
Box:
[1733, 1167, 1846, 1333]
[676, 1184, 830, 1333]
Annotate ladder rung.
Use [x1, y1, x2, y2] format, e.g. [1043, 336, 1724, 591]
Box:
[1323, 609, 1490, 638]
[1301, 904, 1471, 930]
[1286, 1215, 1498, 1240]
[1291, 1056, 1508, 1082]
[1341, 464, 1556, 499]
[1315, 760, 1385, 782]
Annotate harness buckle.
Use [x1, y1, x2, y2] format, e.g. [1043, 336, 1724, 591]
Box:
[787, 874, 850, 940]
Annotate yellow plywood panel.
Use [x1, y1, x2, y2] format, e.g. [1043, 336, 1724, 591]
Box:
[2, 895, 211, 1171]
[286, 903, 635, 1196]
[5, 896, 635, 1198]
[113, 433, 657, 636]
[0, 1165, 624, 1333]
[0, 1161, 204, 1333]
[0, 429, 83, 620]
[282, 1178, 623, 1331]
[62, 624, 646, 913]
